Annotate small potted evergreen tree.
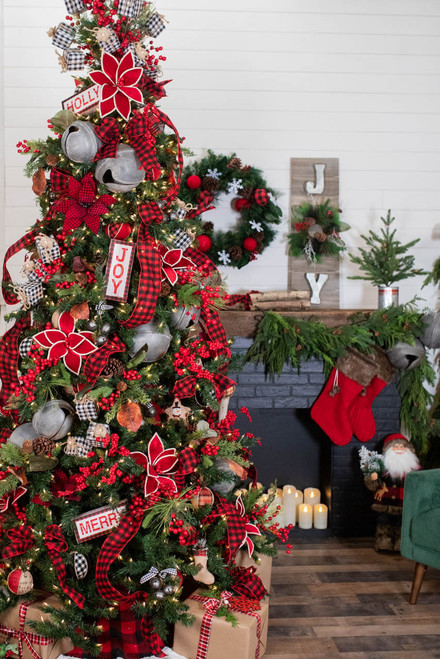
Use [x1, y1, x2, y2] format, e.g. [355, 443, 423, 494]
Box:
[348, 210, 427, 308]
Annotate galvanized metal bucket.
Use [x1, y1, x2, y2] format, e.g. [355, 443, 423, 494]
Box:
[378, 285, 399, 308]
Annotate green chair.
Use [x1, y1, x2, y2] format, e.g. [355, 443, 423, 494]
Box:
[401, 468, 440, 604]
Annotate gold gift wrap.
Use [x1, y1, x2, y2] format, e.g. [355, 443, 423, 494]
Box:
[0, 596, 74, 659]
[234, 551, 273, 593]
[173, 592, 269, 659]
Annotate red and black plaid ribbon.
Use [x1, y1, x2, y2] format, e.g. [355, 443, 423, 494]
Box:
[203, 496, 246, 562]
[199, 307, 230, 362]
[44, 525, 84, 609]
[0, 601, 54, 659]
[149, 105, 183, 205]
[254, 188, 269, 206]
[141, 73, 168, 101]
[0, 313, 31, 407]
[230, 566, 267, 601]
[185, 246, 218, 277]
[174, 372, 236, 402]
[186, 190, 215, 219]
[174, 446, 199, 489]
[94, 117, 121, 161]
[226, 291, 260, 310]
[121, 203, 162, 329]
[2, 231, 38, 304]
[126, 111, 161, 181]
[84, 335, 126, 383]
[2, 525, 35, 559]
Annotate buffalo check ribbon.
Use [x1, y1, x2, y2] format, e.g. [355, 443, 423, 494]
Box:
[185, 190, 215, 219]
[149, 105, 183, 205]
[0, 313, 31, 407]
[94, 116, 121, 161]
[2, 525, 35, 559]
[0, 601, 54, 659]
[44, 525, 85, 609]
[2, 231, 39, 304]
[174, 372, 236, 402]
[83, 334, 126, 383]
[229, 566, 266, 601]
[189, 591, 262, 659]
[203, 496, 246, 562]
[174, 446, 200, 489]
[125, 110, 161, 181]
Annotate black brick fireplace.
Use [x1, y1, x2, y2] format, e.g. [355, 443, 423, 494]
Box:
[229, 338, 401, 537]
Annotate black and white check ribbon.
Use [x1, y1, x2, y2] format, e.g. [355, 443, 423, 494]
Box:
[140, 566, 177, 585]
[146, 14, 166, 38]
[52, 23, 76, 49]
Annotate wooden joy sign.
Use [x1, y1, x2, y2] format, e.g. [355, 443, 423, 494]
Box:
[105, 239, 135, 302]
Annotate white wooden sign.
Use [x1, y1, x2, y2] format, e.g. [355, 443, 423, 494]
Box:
[105, 239, 135, 302]
[62, 84, 100, 115]
[74, 502, 126, 543]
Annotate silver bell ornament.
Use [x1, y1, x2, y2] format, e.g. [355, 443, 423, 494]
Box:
[61, 120, 102, 163]
[95, 144, 146, 193]
[169, 305, 201, 330]
[32, 400, 75, 440]
[96, 335, 108, 347]
[130, 320, 172, 363]
[163, 584, 175, 596]
[386, 338, 426, 371]
[419, 312, 440, 349]
[8, 423, 39, 448]
[87, 319, 98, 331]
[150, 577, 162, 590]
[155, 590, 165, 600]
[210, 458, 240, 496]
[101, 323, 112, 335]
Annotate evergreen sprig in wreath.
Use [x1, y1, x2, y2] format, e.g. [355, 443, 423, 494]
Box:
[178, 151, 282, 269]
[288, 199, 350, 263]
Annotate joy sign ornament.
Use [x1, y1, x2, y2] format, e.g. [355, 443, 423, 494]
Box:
[104, 239, 135, 302]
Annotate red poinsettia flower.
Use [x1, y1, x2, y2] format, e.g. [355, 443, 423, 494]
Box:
[159, 246, 195, 286]
[89, 51, 144, 120]
[131, 432, 178, 497]
[236, 494, 262, 556]
[33, 311, 97, 375]
[55, 173, 115, 234]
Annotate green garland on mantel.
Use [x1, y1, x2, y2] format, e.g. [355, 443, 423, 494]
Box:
[243, 305, 439, 457]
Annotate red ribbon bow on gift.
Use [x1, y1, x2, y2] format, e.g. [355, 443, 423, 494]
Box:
[159, 246, 195, 286]
[131, 432, 179, 497]
[2, 525, 35, 559]
[44, 525, 85, 609]
[200, 590, 233, 615]
[0, 601, 55, 659]
[125, 110, 161, 181]
[49, 170, 115, 234]
[0, 486, 27, 513]
[89, 51, 143, 120]
[33, 311, 97, 375]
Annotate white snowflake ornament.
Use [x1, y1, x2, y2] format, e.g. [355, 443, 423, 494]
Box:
[227, 178, 243, 195]
[249, 220, 263, 231]
[218, 250, 231, 266]
[206, 168, 221, 180]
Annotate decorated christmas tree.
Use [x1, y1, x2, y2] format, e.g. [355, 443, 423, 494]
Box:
[0, 2, 284, 657]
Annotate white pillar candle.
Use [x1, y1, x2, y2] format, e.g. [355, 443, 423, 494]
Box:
[282, 485, 296, 527]
[298, 503, 313, 529]
[304, 487, 320, 505]
[313, 503, 328, 529]
[294, 490, 303, 522]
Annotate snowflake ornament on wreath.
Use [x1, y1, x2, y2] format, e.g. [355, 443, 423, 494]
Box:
[178, 151, 282, 269]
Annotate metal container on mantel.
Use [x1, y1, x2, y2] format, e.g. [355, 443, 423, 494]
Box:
[378, 285, 399, 309]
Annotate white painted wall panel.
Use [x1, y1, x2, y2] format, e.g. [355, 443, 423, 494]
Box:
[1, 0, 440, 313]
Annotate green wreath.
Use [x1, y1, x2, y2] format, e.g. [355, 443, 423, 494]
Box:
[178, 151, 282, 269]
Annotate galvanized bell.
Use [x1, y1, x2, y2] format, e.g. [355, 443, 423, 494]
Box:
[8, 423, 39, 448]
[169, 305, 201, 330]
[95, 144, 146, 193]
[419, 312, 440, 349]
[386, 338, 426, 371]
[130, 320, 172, 363]
[32, 400, 75, 440]
[61, 120, 102, 163]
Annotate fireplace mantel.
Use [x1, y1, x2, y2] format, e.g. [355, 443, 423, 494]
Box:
[219, 309, 375, 338]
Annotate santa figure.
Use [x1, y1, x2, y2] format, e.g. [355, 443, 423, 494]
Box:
[363, 433, 421, 552]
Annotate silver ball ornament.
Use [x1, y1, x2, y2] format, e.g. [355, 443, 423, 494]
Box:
[101, 323, 111, 335]
[96, 335, 107, 347]
[61, 120, 102, 163]
[155, 590, 165, 600]
[95, 144, 146, 193]
[163, 584, 174, 596]
[150, 577, 162, 590]
[87, 319, 98, 331]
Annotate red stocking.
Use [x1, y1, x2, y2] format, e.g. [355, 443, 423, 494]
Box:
[311, 368, 364, 446]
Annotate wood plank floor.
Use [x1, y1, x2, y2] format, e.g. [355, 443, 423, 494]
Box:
[266, 537, 440, 658]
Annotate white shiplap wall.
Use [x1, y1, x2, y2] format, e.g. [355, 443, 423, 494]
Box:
[2, 0, 440, 316]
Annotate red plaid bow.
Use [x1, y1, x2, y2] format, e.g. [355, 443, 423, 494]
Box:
[138, 201, 163, 233]
[174, 446, 200, 489]
[203, 496, 247, 562]
[159, 246, 195, 286]
[0, 486, 27, 513]
[186, 190, 215, 219]
[0, 601, 55, 659]
[230, 566, 266, 601]
[50, 171, 115, 234]
[126, 110, 161, 180]
[94, 116, 121, 161]
[84, 334, 126, 384]
[2, 525, 35, 559]
[174, 372, 236, 402]
[44, 525, 85, 609]
[131, 433, 178, 497]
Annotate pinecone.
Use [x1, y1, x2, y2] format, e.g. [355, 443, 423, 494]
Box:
[202, 221, 214, 233]
[46, 155, 60, 167]
[32, 437, 55, 455]
[239, 186, 254, 200]
[227, 157, 242, 169]
[314, 232, 327, 243]
[228, 246, 243, 261]
[252, 230, 265, 243]
[117, 381, 128, 392]
[22, 440, 34, 455]
[202, 176, 220, 192]
[102, 357, 125, 378]
[160, 281, 171, 297]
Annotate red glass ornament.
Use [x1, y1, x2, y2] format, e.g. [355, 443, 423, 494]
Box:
[234, 198, 251, 212]
[105, 223, 131, 240]
[196, 235, 212, 252]
[186, 175, 201, 189]
[243, 237, 257, 251]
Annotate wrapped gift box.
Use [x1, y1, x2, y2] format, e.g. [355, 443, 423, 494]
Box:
[0, 596, 73, 659]
[173, 591, 269, 659]
[234, 551, 273, 593]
